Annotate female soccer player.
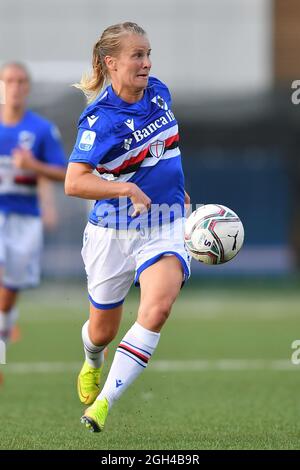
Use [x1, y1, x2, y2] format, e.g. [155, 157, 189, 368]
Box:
[0, 63, 66, 352]
[65, 22, 191, 433]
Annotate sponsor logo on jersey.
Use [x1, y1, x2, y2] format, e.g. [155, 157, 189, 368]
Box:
[87, 115, 99, 128]
[123, 138, 133, 151]
[149, 140, 165, 159]
[18, 131, 35, 150]
[124, 118, 135, 131]
[132, 110, 175, 143]
[79, 130, 96, 151]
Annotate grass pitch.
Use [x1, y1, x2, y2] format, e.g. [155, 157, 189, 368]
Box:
[0, 278, 300, 450]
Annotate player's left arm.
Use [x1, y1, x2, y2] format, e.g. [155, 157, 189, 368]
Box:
[38, 177, 59, 230]
[12, 123, 66, 181]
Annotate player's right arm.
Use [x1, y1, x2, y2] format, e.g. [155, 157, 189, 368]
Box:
[67, 113, 151, 216]
[65, 162, 150, 216]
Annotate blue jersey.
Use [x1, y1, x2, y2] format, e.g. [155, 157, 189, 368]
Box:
[69, 76, 185, 228]
[0, 110, 66, 216]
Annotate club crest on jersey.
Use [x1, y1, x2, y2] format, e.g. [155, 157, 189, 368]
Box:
[151, 95, 168, 110]
[149, 140, 165, 159]
[79, 130, 96, 151]
[18, 131, 35, 150]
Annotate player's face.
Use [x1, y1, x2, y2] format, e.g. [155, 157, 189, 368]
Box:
[0, 66, 30, 109]
[111, 34, 152, 95]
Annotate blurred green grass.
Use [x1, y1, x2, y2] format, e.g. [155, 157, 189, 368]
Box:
[0, 279, 300, 449]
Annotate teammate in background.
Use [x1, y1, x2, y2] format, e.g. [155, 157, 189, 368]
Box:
[65, 22, 191, 433]
[38, 178, 60, 232]
[0, 62, 66, 352]
[7, 177, 59, 345]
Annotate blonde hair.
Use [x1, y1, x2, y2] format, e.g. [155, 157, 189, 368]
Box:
[74, 22, 146, 103]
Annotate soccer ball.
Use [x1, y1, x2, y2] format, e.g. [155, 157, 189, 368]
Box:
[184, 204, 244, 265]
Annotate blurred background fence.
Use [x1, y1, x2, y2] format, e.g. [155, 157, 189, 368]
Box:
[1, 0, 300, 278]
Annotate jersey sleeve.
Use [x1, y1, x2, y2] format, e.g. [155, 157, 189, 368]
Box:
[159, 81, 172, 108]
[69, 114, 112, 169]
[40, 123, 67, 167]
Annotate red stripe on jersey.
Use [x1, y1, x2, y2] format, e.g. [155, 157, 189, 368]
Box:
[14, 176, 37, 186]
[97, 132, 179, 176]
[98, 147, 149, 176]
[164, 133, 179, 147]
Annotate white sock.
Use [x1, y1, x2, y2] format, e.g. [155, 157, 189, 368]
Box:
[82, 320, 106, 368]
[97, 322, 160, 408]
[8, 307, 18, 329]
[0, 311, 9, 342]
[0, 307, 18, 343]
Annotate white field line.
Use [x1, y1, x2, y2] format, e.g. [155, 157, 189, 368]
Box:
[0, 359, 298, 374]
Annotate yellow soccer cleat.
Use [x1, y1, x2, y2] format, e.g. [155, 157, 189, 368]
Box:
[77, 361, 103, 405]
[80, 397, 109, 433]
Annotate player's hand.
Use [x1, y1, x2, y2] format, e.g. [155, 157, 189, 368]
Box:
[184, 190, 191, 216]
[127, 183, 151, 217]
[12, 148, 38, 171]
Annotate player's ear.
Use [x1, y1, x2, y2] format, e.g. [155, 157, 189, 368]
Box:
[105, 56, 117, 72]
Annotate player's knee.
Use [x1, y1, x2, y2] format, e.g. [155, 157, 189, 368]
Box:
[139, 301, 172, 329]
[0, 289, 18, 312]
[89, 327, 116, 347]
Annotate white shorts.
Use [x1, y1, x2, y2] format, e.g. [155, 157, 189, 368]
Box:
[0, 213, 43, 290]
[81, 218, 191, 310]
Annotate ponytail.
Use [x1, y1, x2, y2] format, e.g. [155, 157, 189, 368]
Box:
[73, 41, 108, 103]
[73, 22, 146, 104]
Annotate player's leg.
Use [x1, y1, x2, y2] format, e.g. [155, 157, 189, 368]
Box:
[0, 216, 7, 384]
[0, 215, 10, 343]
[0, 214, 42, 344]
[83, 256, 183, 433]
[79, 223, 135, 413]
[78, 303, 122, 406]
[0, 214, 22, 343]
[0, 286, 19, 343]
[137, 255, 183, 331]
